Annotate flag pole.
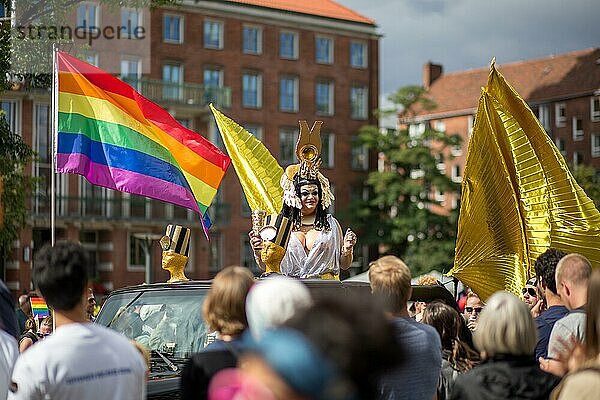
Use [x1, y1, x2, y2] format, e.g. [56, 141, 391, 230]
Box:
[50, 44, 58, 246]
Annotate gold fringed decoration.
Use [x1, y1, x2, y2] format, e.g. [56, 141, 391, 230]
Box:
[449, 61, 600, 301]
[210, 104, 284, 214]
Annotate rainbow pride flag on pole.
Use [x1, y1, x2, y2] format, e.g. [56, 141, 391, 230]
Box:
[55, 51, 230, 236]
[30, 297, 50, 319]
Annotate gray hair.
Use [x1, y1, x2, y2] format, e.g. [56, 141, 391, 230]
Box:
[473, 291, 537, 358]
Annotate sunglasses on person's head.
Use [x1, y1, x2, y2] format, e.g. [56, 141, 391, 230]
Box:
[522, 287, 537, 297]
[465, 306, 483, 314]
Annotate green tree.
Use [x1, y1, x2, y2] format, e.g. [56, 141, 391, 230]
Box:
[344, 86, 461, 276]
[572, 164, 600, 209]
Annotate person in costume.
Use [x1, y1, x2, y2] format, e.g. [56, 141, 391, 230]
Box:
[250, 121, 357, 279]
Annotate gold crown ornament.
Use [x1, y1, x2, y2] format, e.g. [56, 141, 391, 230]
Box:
[160, 224, 191, 283]
[280, 120, 334, 210]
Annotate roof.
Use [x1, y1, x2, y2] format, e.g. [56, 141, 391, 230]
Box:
[226, 0, 375, 25]
[412, 48, 600, 118]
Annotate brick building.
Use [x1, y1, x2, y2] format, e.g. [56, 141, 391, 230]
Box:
[405, 48, 600, 213]
[1, 0, 379, 295]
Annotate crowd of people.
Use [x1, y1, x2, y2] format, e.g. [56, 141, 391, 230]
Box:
[0, 241, 599, 400]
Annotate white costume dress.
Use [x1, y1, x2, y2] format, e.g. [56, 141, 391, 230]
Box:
[280, 214, 342, 278]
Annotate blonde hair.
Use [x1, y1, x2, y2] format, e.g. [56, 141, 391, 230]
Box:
[416, 275, 438, 286]
[368, 255, 412, 313]
[203, 266, 255, 335]
[474, 291, 537, 358]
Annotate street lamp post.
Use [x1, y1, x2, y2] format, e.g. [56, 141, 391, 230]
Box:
[133, 233, 163, 284]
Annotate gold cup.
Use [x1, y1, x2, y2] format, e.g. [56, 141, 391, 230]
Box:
[251, 210, 267, 235]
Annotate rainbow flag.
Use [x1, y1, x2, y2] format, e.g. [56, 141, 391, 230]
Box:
[55, 51, 230, 235]
[30, 297, 50, 319]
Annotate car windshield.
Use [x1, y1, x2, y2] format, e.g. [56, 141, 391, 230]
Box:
[95, 288, 209, 359]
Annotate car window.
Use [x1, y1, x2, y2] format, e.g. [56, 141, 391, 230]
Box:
[96, 288, 209, 358]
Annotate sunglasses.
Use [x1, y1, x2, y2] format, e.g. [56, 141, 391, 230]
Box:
[522, 287, 537, 297]
[465, 306, 483, 314]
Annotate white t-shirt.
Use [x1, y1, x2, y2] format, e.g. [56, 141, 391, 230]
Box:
[8, 323, 146, 400]
[0, 330, 18, 400]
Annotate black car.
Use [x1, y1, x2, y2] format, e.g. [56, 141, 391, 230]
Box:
[95, 278, 351, 399]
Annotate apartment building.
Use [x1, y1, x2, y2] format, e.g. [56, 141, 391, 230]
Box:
[404, 48, 600, 213]
[1, 0, 379, 295]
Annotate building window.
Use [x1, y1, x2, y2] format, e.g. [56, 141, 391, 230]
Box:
[208, 120, 225, 151]
[572, 117, 584, 141]
[409, 123, 425, 138]
[451, 165, 461, 183]
[279, 31, 298, 59]
[128, 235, 146, 270]
[536, 104, 550, 131]
[555, 103, 566, 127]
[242, 72, 262, 109]
[204, 67, 223, 104]
[468, 115, 474, 136]
[243, 25, 262, 54]
[279, 76, 299, 112]
[163, 14, 183, 43]
[241, 193, 251, 217]
[121, 57, 141, 89]
[176, 118, 191, 129]
[279, 127, 299, 165]
[351, 136, 369, 171]
[434, 120, 446, 132]
[573, 152, 583, 168]
[76, 2, 98, 30]
[592, 134, 600, 158]
[121, 8, 142, 37]
[162, 63, 182, 100]
[209, 233, 223, 274]
[315, 36, 333, 64]
[592, 96, 600, 122]
[350, 86, 368, 120]
[83, 51, 98, 66]
[316, 80, 334, 116]
[204, 19, 223, 49]
[245, 124, 263, 141]
[33, 103, 50, 214]
[350, 41, 367, 68]
[321, 133, 335, 169]
[555, 138, 566, 157]
[0, 100, 19, 135]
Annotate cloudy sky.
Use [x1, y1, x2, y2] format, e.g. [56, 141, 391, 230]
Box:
[337, 0, 600, 100]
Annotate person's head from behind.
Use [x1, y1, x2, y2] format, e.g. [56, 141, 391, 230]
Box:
[368, 255, 412, 315]
[555, 253, 592, 310]
[246, 275, 312, 340]
[423, 302, 462, 351]
[33, 242, 89, 313]
[283, 294, 402, 400]
[584, 269, 600, 360]
[18, 294, 31, 315]
[534, 248, 568, 296]
[474, 291, 537, 359]
[203, 265, 255, 336]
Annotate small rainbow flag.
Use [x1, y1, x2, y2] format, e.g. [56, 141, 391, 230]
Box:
[30, 297, 50, 319]
[55, 51, 231, 235]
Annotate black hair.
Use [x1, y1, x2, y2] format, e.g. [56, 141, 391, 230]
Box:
[33, 242, 89, 311]
[282, 176, 330, 231]
[285, 294, 402, 400]
[533, 248, 567, 295]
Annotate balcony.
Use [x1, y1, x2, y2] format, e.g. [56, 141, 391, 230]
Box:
[122, 78, 231, 109]
[31, 194, 231, 227]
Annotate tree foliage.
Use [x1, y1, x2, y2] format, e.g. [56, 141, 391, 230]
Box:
[0, 117, 35, 259]
[343, 87, 461, 276]
[572, 164, 600, 209]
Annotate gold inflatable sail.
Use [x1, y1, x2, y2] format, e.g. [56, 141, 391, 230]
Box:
[210, 105, 284, 214]
[449, 61, 600, 300]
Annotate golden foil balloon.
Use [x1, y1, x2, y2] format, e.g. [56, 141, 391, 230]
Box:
[210, 105, 283, 214]
[449, 60, 600, 301]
